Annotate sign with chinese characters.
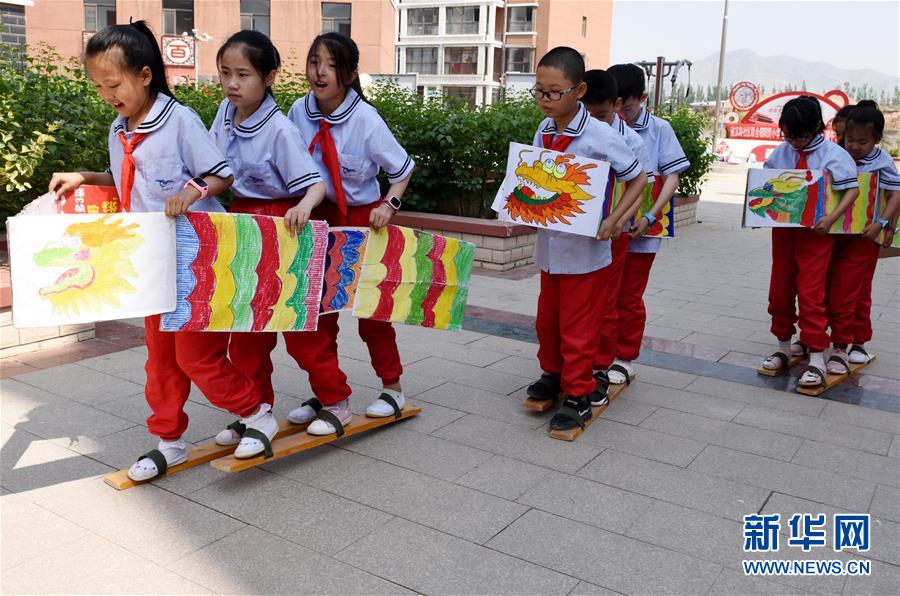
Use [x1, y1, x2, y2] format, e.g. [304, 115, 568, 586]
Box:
[162, 35, 194, 67]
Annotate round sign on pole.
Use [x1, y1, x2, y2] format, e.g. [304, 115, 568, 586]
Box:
[729, 81, 760, 111]
[162, 35, 194, 67]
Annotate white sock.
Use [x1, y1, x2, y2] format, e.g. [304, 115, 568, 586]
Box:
[159, 437, 186, 451]
[809, 351, 825, 370]
[382, 388, 404, 399]
[778, 340, 791, 354]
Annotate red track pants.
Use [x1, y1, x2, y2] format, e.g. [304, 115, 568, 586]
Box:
[828, 235, 880, 347]
[595, 233, 631, 369]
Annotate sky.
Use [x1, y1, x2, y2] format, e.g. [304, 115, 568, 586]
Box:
[609, 0, 900, 77]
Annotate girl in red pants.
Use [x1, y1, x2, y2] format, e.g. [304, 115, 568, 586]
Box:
[287, 32, 414, 436]
[759, 96, 858, 388]
[50, 22, 274, 481]
[208, 30, 354, 446]
[826, 101, 900, 372]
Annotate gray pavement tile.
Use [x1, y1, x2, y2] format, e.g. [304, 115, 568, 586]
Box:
[395, 322, 489, 346]
[266, 448, 528, 544]
[517, 471, 655, 534]
[819, 401, 900, 435]
[388, 335, 510, 367]
[338, 426, 493, 481]
[1, 423, 113, 493]
[78, 349, 148, 384]
[152, 460, 233, 496]
[432, 414, 604, 474]
[689, 445, 875, 512]
[466, 335, 538, 358]
[684, 377, 827, 417]
[0, 534, 210, 595]
[335, 517, 576, 596]
[791, 440, 900, 488]
[396, 399, 466, 434]
[191, 468, 393, 556]
[577, 450, 770, 521]
[13, 363, 143, 406]
[568, 581, 622, 595]
[890, 435, 899, 459]
[486, 509, 721, 595]
[575, 418, 707, 467]
[61, 424, 171, 470]
[639, 408, 803, 461]
[33, 477, 245, 566]
[414, 382, 552, 430]
[623, 382, 744, 421]
[170, 525, 410, 595]
[860, 358, 900, 380]
[642, 323, 693, 341]
[681, 332, 779, 357]
[841, 562, 900, 596]
[0, 492, 90, 571]
[708, 569, 812, 595]
[870, 485, 900, 522]
[599, 396, 658, 426]
[733, 405, 894, 456]
[454, 454, 551, 501]
[403, 357, 533, 395]
[631, 363, 698, 390]
[486, 354, 543, 379]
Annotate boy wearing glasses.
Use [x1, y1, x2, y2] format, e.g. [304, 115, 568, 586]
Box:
[525, 47, 647, 434]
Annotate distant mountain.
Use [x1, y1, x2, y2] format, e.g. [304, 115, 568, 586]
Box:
[686, 49, 899, 96]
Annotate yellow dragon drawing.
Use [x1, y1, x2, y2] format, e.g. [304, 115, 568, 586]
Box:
[505, 149, 598, 226]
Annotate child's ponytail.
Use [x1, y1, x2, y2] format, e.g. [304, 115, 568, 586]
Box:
[85, 20, 174, 101]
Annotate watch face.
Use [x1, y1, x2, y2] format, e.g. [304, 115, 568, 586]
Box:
[388, 196, 401, 209]
[192, 177, 209, 189]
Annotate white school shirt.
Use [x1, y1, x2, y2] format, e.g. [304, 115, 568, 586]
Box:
[209, 95, 323, 200]
[764, 135, 858, 191]
[108, 93, 231, 213]
[855, 147, 900, 191]
[612, 113, 654, 186]
[532, 102, 642, 275]
[629, 107, 691, 253]
[287, 88, 415, 207]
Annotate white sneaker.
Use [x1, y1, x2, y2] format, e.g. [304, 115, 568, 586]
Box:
[848, 344, 871, 364]
[607, 359, 634, 385]
[127, 438, 188, 481]
[214, 421, 244, 446]
[826, 349, 850, 375]
[288, 398, 322, 425]
[307, 400, 353, 436]
[366, 389, 405, 418]
[234, 404, 278, 459]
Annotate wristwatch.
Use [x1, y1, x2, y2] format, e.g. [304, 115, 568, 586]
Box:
[383, 195, 402, 211]
[184, 177, 209, 200]
[875, 216, 891, 229]
[642, 212, 657, 225]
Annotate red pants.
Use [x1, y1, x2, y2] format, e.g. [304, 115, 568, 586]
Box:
[536, 267, 608, 396]
[595, 233, 631, 369]
[615, 251, 655, 361]
[144, 315, 260, 440]
[768, 228, 834, 352]
[228, 197, 352, 406]
[313, 200, 403, 386]
[828, 235, 880, 346]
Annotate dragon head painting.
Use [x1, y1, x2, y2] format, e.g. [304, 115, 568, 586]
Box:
[33, 215, 144, 315]
[504, 149, 598, 226]
[747, 170, 816, 224]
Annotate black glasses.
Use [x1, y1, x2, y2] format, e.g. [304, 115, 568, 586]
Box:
[529, 85, 577, 102]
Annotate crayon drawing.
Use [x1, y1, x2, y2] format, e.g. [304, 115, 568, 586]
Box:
[353, 225, 475, 330]
[8, 213, 175, 327]
[492, 142, 611, 237]
[826, 172, 879, 234]
[161, 212, 327, 332]
[743, 168, 826, 228]
[321, 228, 368, 314]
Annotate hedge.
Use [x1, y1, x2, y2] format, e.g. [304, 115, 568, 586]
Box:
[1, 43, 712, 221]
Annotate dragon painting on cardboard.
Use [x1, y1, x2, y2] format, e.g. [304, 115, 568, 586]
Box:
[743, 168, 826, 228]
[492, 142, 611, 238]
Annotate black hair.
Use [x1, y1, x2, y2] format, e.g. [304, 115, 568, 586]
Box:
[537, 47, 585, 84]
[846, 99, 884, 140]
[607, 63, 645, 101]
[778, 95, 824, 138]
[306, 32, 366, 101]
[583, 69, 618, 105]
[217, 30, 281, 97]
[833, 104, 855, 123]
[85, 21, 173, 100]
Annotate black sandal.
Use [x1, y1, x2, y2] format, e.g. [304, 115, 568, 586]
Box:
[798, 365, 827, 388]
[527, 373, 561, 401]
[763, 351, 790, 371]
[593, 369, 610, 392]
[549, 396, 592, 431]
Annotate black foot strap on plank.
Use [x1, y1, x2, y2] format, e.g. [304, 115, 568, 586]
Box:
[242, 428, 274, 459]
[377, 393, 402, 419]
[137, 449, 168, 477]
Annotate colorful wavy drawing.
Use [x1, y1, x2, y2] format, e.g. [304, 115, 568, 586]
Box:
[826, 172, 879, 234]
[321, 228, 368, 313]
[353, 225, 475, 330]
[634, 177, 674, 238]
[161, 212, 327, 332]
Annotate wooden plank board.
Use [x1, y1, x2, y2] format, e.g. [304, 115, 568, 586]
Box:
[796, 356, 876, 396]
[211, 405, 422, 473]
[104, 419, 309, 490]
[549, 380, 630, 442]
[523, 392, 561, 412]
[757, 353, 806, 377]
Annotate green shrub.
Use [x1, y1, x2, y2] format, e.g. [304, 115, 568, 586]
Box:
[658, 107, 715, 196]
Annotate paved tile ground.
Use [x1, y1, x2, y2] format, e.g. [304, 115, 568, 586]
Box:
[1, 166, 898, 594]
